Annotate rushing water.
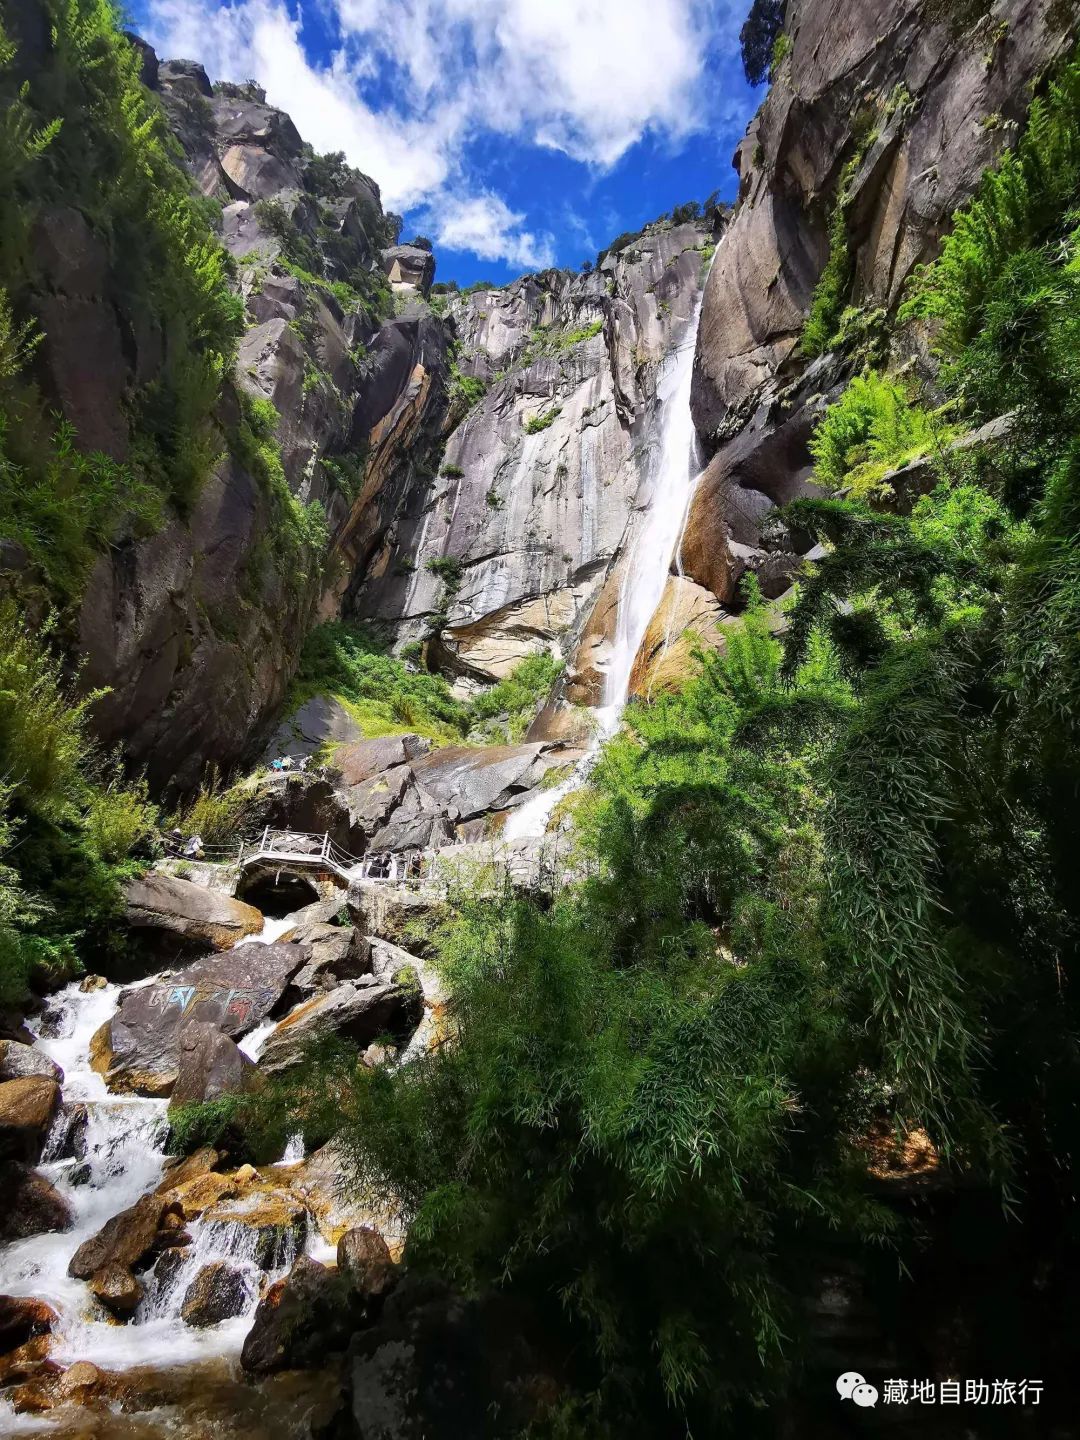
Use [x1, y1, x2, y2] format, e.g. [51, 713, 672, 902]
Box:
[503, 294, 706, 842]
[0, 916, 331, 1426]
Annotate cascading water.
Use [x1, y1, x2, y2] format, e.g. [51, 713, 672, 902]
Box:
[503, 290, 707, 841]
[0, 915, 329, 1398]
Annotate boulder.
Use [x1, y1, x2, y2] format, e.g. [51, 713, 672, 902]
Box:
[332, 735, 429, 787]
[0, 1076, 60, 1161]
[169, 1022, 257, 1107]
[256, 978, 421, 1073]
[339, 1277, 561, 1439]
[408, 745, 552, 822]
[89, 1261, 143, 1320]
[263, 694, 364, 762]
[93, 941, 308, 1095]
[0, 1295, 58, 1354]
[68, 1192, 175, 1279]
[241, 1255, 348, 1372]
[180, 1261, 250, 1328]
[0, 1040, 62, 1084]
[348, 878, 445, 955]
[337, 1226, 396, 1303]
[0, 1334, 58, 1387]
[0, 1165, 74, 1240]
[381, 243, 435, 296]
[123, 872, 263, 953]
[155, 1145, 220, 1194]
[289, 924, 370, 993]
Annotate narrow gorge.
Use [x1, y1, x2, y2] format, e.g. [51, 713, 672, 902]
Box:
[2, 0, 1080, 1434]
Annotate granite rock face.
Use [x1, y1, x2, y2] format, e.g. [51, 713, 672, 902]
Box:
[686, 0, 1080, 617]
[349, 221, 719, 716]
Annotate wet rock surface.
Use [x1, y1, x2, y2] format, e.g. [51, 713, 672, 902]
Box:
[0, 1166, 75, 1241]
[0, 1294, 58, 1354]
[241, 1255, 348, 1373]
[0, 1076, 61, 1162]
[180, 1261, 250, 1328]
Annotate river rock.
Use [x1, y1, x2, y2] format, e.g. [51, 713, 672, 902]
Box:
[68, 1192, 176, 1279]
[156, 1145, 220, 1192]
[332, 735, 430, 787]
[337, 1226, 396, 1304]
[0, 1165, 75, 1240]
[89, 1261, 144, 1319]
[180, 1261, 250, 1327]
[170, 1022, 256, 1107]
[289, 923, 370, 993]
[0, 1076, 60, 1161]
[348, 878, 445, 955]
[0, 1334, 58, 1386]
[0, 1040, 62, 1084]
[241, 1255, 347, 1372]
[339, 1277, 559, 1439]
[93, 941, 308, 1095]
[256, 978, 421, 1074]
[123, 872, 264, 953]
[0, 1295, 58, 1353]
[50, 1101, 89, 1161]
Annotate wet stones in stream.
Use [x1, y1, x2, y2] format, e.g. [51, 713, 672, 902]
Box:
[0, 1038, 63, 1083]
[0, 1075, 61, 1161]
[180, 1260, 250, 1327]
[170, 1021, 257, 1106]
[0, 1164, 75, 1239]
[0, 1294, 58, 1352]
[91, 941, 310, 1096]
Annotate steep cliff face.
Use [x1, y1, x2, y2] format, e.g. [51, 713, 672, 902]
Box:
[8, 37, 424, 793]
[349, 220, 716, 716]
[686, 0, 1079, 613]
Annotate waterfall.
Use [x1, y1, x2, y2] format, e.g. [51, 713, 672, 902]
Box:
[503, 289, 707, 842]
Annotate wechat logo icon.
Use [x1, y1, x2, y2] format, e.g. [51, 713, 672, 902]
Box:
[837, 1372, 879, 1408]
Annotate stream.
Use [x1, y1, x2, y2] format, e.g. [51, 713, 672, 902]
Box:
[0, 916, 338, 1437]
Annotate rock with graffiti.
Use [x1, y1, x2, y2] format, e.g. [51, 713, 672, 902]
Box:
[89, 943, 311, 1096]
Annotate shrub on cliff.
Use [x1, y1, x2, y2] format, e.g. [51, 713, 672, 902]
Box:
[0, 603, 159, 1000]
[739, 0, 785, 86]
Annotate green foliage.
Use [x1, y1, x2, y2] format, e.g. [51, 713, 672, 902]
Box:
[740, 0, 785, 86]
[809, 370, 949, 499]
[169, 767, 257, 844]
[801, 138, 872, 358]
[0, 0, 245, 600]
[524, 406, 561, 434]
[230, 390, 329, 580]
[769, 29, 791, 75]
[440, 462, 464, 478]
[290, 621, 469, 743]
[447, 364, 485, 410]
[466, 653, 563, 741]
[0, 602, 159, 1000]
[340, 602, 896, 1430]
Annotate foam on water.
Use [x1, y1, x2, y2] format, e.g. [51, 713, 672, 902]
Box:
[0, 914, 329, 1379]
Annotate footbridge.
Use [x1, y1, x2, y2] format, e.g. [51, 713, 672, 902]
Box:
[235, 829, 435, 886]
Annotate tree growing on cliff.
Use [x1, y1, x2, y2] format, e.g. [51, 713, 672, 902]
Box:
[740, 0, 785, 86]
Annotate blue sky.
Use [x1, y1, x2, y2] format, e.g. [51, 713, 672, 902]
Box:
[132, 0, 761, 287]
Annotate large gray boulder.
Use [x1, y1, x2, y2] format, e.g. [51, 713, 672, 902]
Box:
[92, 942, 308, 1096]
[170, 1022, 257, 1107]
[381, 243, 435, 296]
[257, 977, 422, 1073]
[123, 873, 264, 954]
[263, 695, 364, 763]
[241, 1256, 346, 1372]
[0, 1040, 62, 1085]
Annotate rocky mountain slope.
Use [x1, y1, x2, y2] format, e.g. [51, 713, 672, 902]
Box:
[684, 0, 1078, 613]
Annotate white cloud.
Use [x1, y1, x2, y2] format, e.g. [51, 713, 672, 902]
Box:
[140, 0, 737, 268]
[422, 193, 557, 270]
